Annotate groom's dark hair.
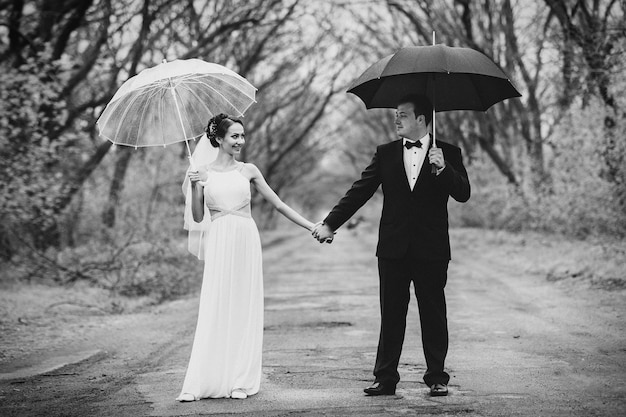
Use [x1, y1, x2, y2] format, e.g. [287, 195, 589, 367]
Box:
[397, 95, 432, 125]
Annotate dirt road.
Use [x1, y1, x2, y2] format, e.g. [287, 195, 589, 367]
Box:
[1, 228, 625, 416]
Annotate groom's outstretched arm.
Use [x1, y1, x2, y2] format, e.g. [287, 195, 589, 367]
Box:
[323, 148, 382, 232]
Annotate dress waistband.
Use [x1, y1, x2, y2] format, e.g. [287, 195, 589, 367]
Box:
[208, 199, 251, 221]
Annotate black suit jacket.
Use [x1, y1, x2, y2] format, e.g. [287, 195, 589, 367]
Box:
[324, 137, 470, 260]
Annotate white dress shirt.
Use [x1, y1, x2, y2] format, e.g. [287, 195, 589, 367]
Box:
[403, 133, 430, 190]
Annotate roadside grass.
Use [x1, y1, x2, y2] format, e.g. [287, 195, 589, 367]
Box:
[451, 228, 626, 291]
[0, 227, 623, 368]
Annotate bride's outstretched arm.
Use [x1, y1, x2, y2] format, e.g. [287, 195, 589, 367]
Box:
[248, 164, 315, 231]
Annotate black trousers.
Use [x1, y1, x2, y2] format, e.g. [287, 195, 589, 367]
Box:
[374, 256, 450, 387]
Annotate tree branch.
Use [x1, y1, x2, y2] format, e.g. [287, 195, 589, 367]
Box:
[52, 0, 94, 60]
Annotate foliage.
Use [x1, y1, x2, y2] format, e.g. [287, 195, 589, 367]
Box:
[539, 99, 626, 237]
[4, 231, 202, 309]
[3, 148, 202, 306]
[0, 55, 73, 256]
[450, 97, 626, 239]
[0, 0, 348, 252]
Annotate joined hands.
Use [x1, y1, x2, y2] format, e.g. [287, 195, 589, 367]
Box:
[312, 221, 335, 244]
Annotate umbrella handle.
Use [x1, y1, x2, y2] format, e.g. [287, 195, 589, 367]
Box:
[432, 30, 437, 149]
[431, 107, 438, 173]
[431, 29, 438, 175]
[432, 105, 436, 148]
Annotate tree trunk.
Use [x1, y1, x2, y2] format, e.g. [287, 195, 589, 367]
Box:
[475, 135, 518, 186]
[102, 147, 134, 228]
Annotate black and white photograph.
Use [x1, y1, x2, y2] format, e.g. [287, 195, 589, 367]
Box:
[0, 1, 624, 416]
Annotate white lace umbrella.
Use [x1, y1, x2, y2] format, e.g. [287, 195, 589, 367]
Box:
[96, 58, 256, 165]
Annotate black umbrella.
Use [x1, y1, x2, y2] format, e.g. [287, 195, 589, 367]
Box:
[347, 43, 521, 154]
[348, 44, 521, 111]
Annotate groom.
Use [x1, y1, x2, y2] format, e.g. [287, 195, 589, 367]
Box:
[313, 95, 470, 396]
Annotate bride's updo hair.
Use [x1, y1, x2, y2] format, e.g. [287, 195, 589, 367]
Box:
[205, 113, 244, 148]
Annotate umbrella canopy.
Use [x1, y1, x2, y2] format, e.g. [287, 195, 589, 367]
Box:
[347, 44, 521, 111]
[96, 59, 256, 150]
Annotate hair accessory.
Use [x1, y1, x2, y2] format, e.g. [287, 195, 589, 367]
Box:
[206, 119, 217, 141]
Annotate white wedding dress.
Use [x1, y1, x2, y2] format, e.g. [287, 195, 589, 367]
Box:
[177, 163, 263, 400]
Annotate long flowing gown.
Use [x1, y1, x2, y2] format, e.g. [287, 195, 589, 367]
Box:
[177, 164, 263, 400]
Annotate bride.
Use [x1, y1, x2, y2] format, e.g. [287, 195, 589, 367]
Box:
[177, 113, 315, 401]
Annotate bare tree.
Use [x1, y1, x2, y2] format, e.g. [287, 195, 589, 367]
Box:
[0, 0, 323, 253]
[1, 0, 174, 249]
[102, 0, 299, 227]
[544, 0, 624, 111]
[239, 4, 351, 226]
[543, 0, 625, 183]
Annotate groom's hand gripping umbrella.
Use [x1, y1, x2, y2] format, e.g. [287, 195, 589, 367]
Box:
[96, 58, 257, 169]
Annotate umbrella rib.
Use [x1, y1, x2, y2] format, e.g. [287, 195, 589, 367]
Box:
[188, 73, 256, 105]
[160, 88, 168, 147]
[200, 79, 256, 115]
[465, 73, 496, 111]
[181, 79, 253, 117]
[176, 85, 209, 140]
[111, 90, 150, 145]
[132, 87, 164, 147]
[190, 72, 257, 99]
[149, 87, 169, 147]
[180, 72, 253, 93]
[97, 94, 133, 142]
[170, 85, 194, 141]
[96, 104, 114, 135]
[109, 86, 162, 147]
[467, 74, 486, 111]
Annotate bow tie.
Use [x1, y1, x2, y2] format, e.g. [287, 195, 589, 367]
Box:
[404, 140, 422, 149]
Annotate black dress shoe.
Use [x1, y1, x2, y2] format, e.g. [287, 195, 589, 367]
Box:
[430, 383, 448, 396]
[364, 382, 396, 396]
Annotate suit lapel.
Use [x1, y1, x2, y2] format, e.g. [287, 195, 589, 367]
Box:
[391, 140, 412, 192]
